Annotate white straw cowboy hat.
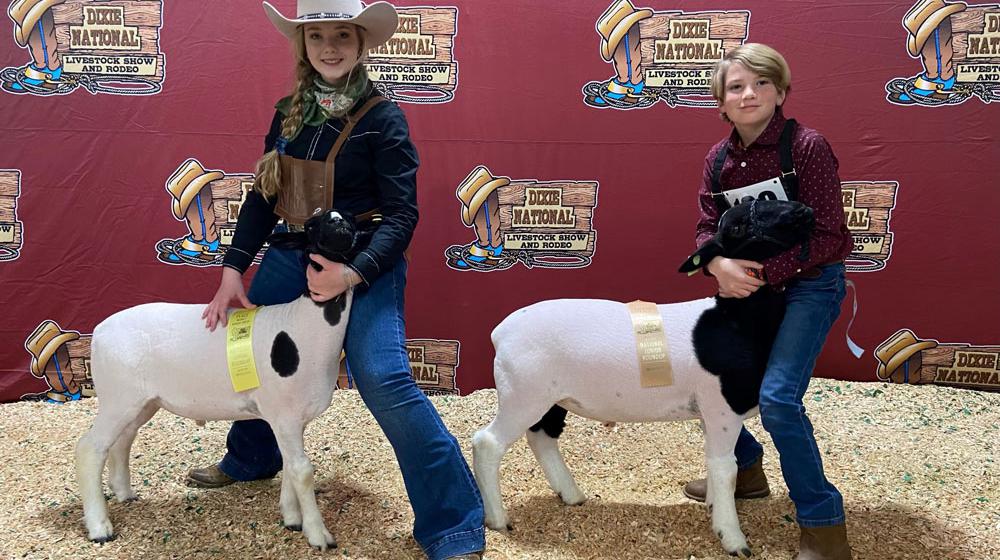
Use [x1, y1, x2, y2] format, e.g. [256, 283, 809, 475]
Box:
[903, 0, 967, 57]
[263, 0, 399, 48]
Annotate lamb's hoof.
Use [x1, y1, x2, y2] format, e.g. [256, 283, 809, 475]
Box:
[118, 495, 138, 504]
[485, 519, 512, 532]
[558, 490, 587, 506]
[284, 523, 302, 532]
[91, 534, 116, 544]
[728, 547, 753, 558]
[306, 528, 337, 551]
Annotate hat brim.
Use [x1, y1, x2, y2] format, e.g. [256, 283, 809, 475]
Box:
[11, 0, 65, 47]
[29, 331, 79, 376]
[906, 3, 966, 57]
[263, 1, 399, 49]
[461, 178, 510, 226]
[600, 9, 653, 62]
[875, 340, 937, 381]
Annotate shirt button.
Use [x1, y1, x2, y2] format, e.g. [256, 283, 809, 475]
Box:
[740, 161, 747, 168]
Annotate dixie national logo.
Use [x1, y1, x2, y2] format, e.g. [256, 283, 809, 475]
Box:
[445, 166, 599, 272]
[366, 6, 459, 104]
[841, 181, 899, 272]
[2, 0, 165, 96]
[875, 328, 1000, 392]
[886, 0, 1000, 106]
[156, 158, 263, 267]
[582, 0, 750, 110]
[0, 169, 23, 261]
[337, 339, 461, 395]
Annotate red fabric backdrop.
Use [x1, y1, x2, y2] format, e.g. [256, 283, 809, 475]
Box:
[2, 0, 999, 403]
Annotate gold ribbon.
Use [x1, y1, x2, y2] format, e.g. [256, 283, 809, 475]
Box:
[626, 300, 674, 388]
[227, 307, 261, 392]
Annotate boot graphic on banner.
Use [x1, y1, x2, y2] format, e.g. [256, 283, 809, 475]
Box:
[25, 320, 82, 403]
[2, 0, 66, 94]
[160, 159, 224, 265]
[584, 0, 653, 108]
[447, 166, 514, 271]
[887, 0, 967, 105]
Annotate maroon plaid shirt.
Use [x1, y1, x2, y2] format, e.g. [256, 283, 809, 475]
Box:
[696, 109, 852, 286]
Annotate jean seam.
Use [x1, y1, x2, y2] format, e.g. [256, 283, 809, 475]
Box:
[797, 514, 846, 528]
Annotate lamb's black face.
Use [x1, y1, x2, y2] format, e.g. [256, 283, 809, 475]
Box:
[719, 199, 813, 261]
[304, 211, 357, 263]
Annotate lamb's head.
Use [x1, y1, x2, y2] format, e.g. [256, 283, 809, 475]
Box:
[304, 210, 357, 264]
[679, 198, 814, 273]
[267, 210, 359, 266]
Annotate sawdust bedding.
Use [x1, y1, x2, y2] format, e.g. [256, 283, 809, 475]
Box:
[0, 379, 996, 560]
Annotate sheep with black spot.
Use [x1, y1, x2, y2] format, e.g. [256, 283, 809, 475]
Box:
[75, 210, 359, 551]
[472, 198, 815, 558]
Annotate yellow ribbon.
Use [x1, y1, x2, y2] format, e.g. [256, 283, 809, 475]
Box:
[227, 307, 261, 392]
[626, 301, 674, 388]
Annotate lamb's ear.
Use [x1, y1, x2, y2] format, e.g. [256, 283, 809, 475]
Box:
[266, 231, 308, 250]
[678, 239, 723, 274]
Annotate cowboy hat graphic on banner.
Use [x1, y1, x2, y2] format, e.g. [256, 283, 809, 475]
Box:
[1, 0, 165, 96]
[875, 329, 1000, 391]
[445, 166, 600, 272]
[22, 320, 94, 403]
[886, 0, 1000, 106]
[0, 169, 23, 261]
[365, 5, 460, 104]
[841, 181, 900, 273]
[582, 0, 750, 110]
[337, 339, 462, 395]
[156, 159, 264, 267]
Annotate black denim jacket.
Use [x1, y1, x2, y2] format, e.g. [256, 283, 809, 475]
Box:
[223, 92, 419, 286]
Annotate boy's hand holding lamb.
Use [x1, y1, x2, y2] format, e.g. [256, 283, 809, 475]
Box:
[706, 257, 765, 299]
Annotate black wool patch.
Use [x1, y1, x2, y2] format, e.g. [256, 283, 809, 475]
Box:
[529, 405, 568, 439]
[271, 331, 300, 377]
[691, 308, 768, 415]
[322, 294, 348, 326]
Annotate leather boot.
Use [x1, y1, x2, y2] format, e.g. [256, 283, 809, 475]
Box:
[185, 464, 237, 488]
[682, 456, 770, 502]
[797, 523, 852, 560]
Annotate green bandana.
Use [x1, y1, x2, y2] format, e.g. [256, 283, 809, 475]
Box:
[275, 71, 370, 140]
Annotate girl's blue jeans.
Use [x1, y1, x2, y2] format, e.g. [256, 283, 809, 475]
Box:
[217, 246, 485, 559]
[733, 263, 848, 528]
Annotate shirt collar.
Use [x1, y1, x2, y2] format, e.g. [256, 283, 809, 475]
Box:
[727, 107, 787, 151]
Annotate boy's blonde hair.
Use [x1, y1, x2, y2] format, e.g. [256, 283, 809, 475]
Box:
[254, 26, 369, 200]
[709, 43, 791, 104]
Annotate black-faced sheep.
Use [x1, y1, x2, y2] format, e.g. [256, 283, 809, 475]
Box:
[472, 199, 814, 558]
[76, 211, 358, 550]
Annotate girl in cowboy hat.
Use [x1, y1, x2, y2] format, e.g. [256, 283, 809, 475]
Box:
[685, 43, 854, 560]
[190, 2, 485, 558]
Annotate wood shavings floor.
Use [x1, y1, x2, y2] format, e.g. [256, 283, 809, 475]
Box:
[0, 379, 996, 559]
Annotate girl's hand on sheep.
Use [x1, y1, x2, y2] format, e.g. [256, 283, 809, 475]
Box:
[306, 255, 358, 302]
[705, 257, 765, 299]
[202, 267, 255, 331]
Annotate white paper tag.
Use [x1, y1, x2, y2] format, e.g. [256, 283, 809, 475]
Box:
[719, 176, 789, 207]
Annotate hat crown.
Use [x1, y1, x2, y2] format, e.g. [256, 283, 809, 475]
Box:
[297, 0, 364, 19]
[875, 329, 919, 362]
[26, 320, 60, 356]
[598, 0, 639, 40]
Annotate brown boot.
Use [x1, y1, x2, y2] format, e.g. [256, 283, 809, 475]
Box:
[797, 523, 852, 559]
[185, 464, 237, 488]
[682, 457, 770, 502]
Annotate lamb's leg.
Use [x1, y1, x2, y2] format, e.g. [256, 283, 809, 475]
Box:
[472, 395, 556, 532]
[525, 410, 586, 506]
[280, 469, 302, 531]
[702, 413, 752, 558]
[76, 401, 146, 542]
[106, 402, 158, 503]
[270, 420, 335, 551]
